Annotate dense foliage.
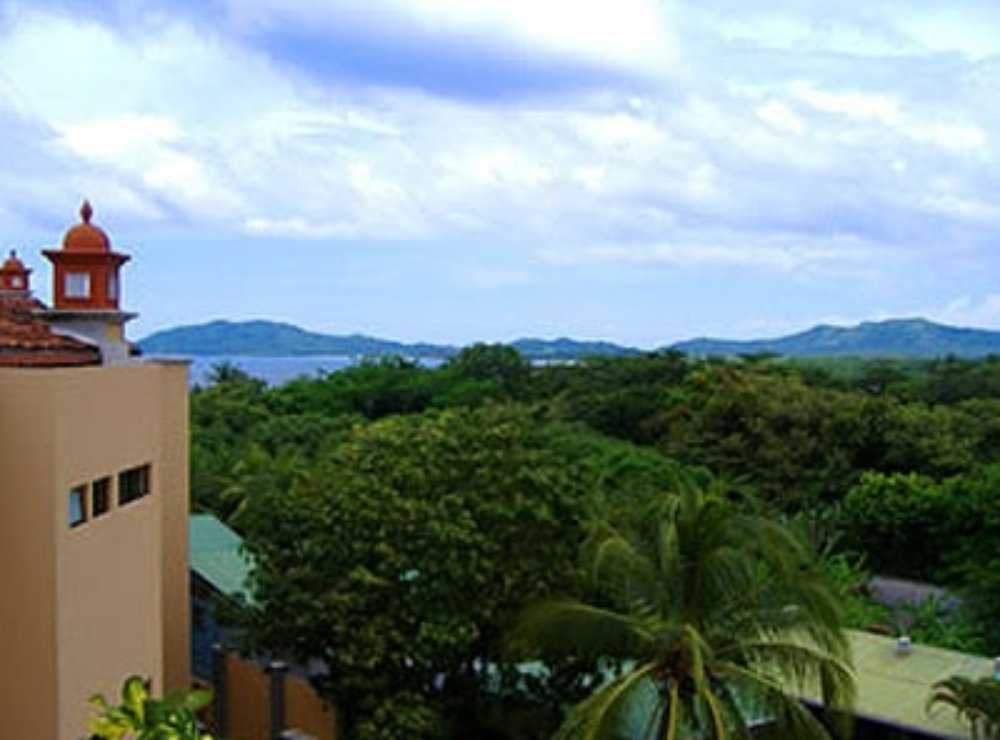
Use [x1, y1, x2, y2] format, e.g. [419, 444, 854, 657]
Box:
[190, 347, 1000, 737]
[236, 406, 596, 738]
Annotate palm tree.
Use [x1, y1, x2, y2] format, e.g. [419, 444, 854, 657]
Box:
[510, 486, 855, 739]
[928, 675, 1000, 739]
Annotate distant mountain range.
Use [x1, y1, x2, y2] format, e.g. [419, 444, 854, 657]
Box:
[140, 320, 641, 361]
[671, 318, 1000, 359]
[139, 318, 1000, 360]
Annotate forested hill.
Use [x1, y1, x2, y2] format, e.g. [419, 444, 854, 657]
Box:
[139, 320, 456, 358]
[673, 318, 1000, 358]
[140, 317, 1000, 359]
[139, 320, 642, 359]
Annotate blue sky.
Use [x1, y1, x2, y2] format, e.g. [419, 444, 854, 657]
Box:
[1, 0, 999, 347]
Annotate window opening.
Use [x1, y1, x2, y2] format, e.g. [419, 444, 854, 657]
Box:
[118, 464, 151, 506]
[69, 485, 87, 527]
[92, 477, 111, 517]
[65, 272, 91, 299]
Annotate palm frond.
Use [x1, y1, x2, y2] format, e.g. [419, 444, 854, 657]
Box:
[509, 599, 654, 661]
[552, 662, 657, 740]
[512, 485, 855, 739]
[927, 675, 1000, 739]
[726, 638, 855, 710]
[586, 529, 666, 610]
[662, 680, 681, 740]
[722, 662, 835, 740]
[714, 682, 756, 740]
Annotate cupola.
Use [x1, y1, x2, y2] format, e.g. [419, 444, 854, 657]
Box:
[40, 202, 137, 364]
[43, 201, 130, 311]
[0, 250, 31, 293]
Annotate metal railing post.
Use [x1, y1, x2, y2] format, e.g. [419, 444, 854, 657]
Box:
[211, 643, 228, 737]
[266, 660, 288, 740]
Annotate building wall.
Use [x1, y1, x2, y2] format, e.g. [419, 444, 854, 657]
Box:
[154, 360, 192, 691]
[0, 372, 59, 739]
[0, 360, 190, 739]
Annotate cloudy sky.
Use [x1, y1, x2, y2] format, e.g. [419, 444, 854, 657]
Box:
[1, 0, 998, 347]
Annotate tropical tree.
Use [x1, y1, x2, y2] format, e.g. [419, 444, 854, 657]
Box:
[928, 675, 1000, 739]
[444, 342, 529, 396]
[510, 486, 855, 739]
[235, 405, 595, 739]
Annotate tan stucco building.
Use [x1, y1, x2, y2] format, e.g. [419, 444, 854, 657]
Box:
[0, 205, 190, 738]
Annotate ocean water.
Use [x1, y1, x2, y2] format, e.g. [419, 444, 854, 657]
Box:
[187, 355, 356, 387]
[186, 355, 443, 387]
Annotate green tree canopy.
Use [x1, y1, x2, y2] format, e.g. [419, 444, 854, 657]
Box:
[235, 405, 598, 739]
[443, 343, 529, 396]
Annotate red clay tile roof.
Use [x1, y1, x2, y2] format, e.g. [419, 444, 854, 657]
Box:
[0, 294, 101, 367]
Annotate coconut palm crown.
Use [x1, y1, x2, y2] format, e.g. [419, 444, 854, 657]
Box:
[510, 486, 855, 739]
[928, 675, 1000, 739]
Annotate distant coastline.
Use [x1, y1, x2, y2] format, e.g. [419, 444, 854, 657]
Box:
[185, 355, 446, 387]
[144, 317, 1000, 364]
[187, 355, 355, 386]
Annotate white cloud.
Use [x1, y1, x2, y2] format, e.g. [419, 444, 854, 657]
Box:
[934, 295, 1000, 329]
[576, 111, 662, 147]
[920, 194, 1000, 223]
[244, 216, 357, 239]
[0, 10, 305, 223]
[538, 232, 879, 277]
[792, 84, 901, 125]
[755, 100, 805, 135]
[689, 1, 1000, 60]
[787, 82, 988, 157]
[58, 114, 180, 161]
[450, 147, 554, 189]
[895, 4, 1000, 59]
[0, 0, 996, 298]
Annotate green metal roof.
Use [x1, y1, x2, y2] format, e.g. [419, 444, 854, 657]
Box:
[844, 630, 993, 738]
[503, 632, 994, 738]
[189, 513, 252, 600]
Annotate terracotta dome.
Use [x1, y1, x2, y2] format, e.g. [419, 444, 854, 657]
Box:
[63, 201, 111, 253]
[2, 250, 26, 272]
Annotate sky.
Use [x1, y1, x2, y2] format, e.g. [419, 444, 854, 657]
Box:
[1, 0, 998, 348]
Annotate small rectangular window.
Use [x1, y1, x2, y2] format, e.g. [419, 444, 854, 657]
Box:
[107, 274, 118, 301]
[118, 464, 151, 506]
[65, 272, 91, 299]
[69, 485, 87, 527]
[92, 477, 111, 517]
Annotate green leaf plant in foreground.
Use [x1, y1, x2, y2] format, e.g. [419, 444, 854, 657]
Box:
[88, 674, 213, 740]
